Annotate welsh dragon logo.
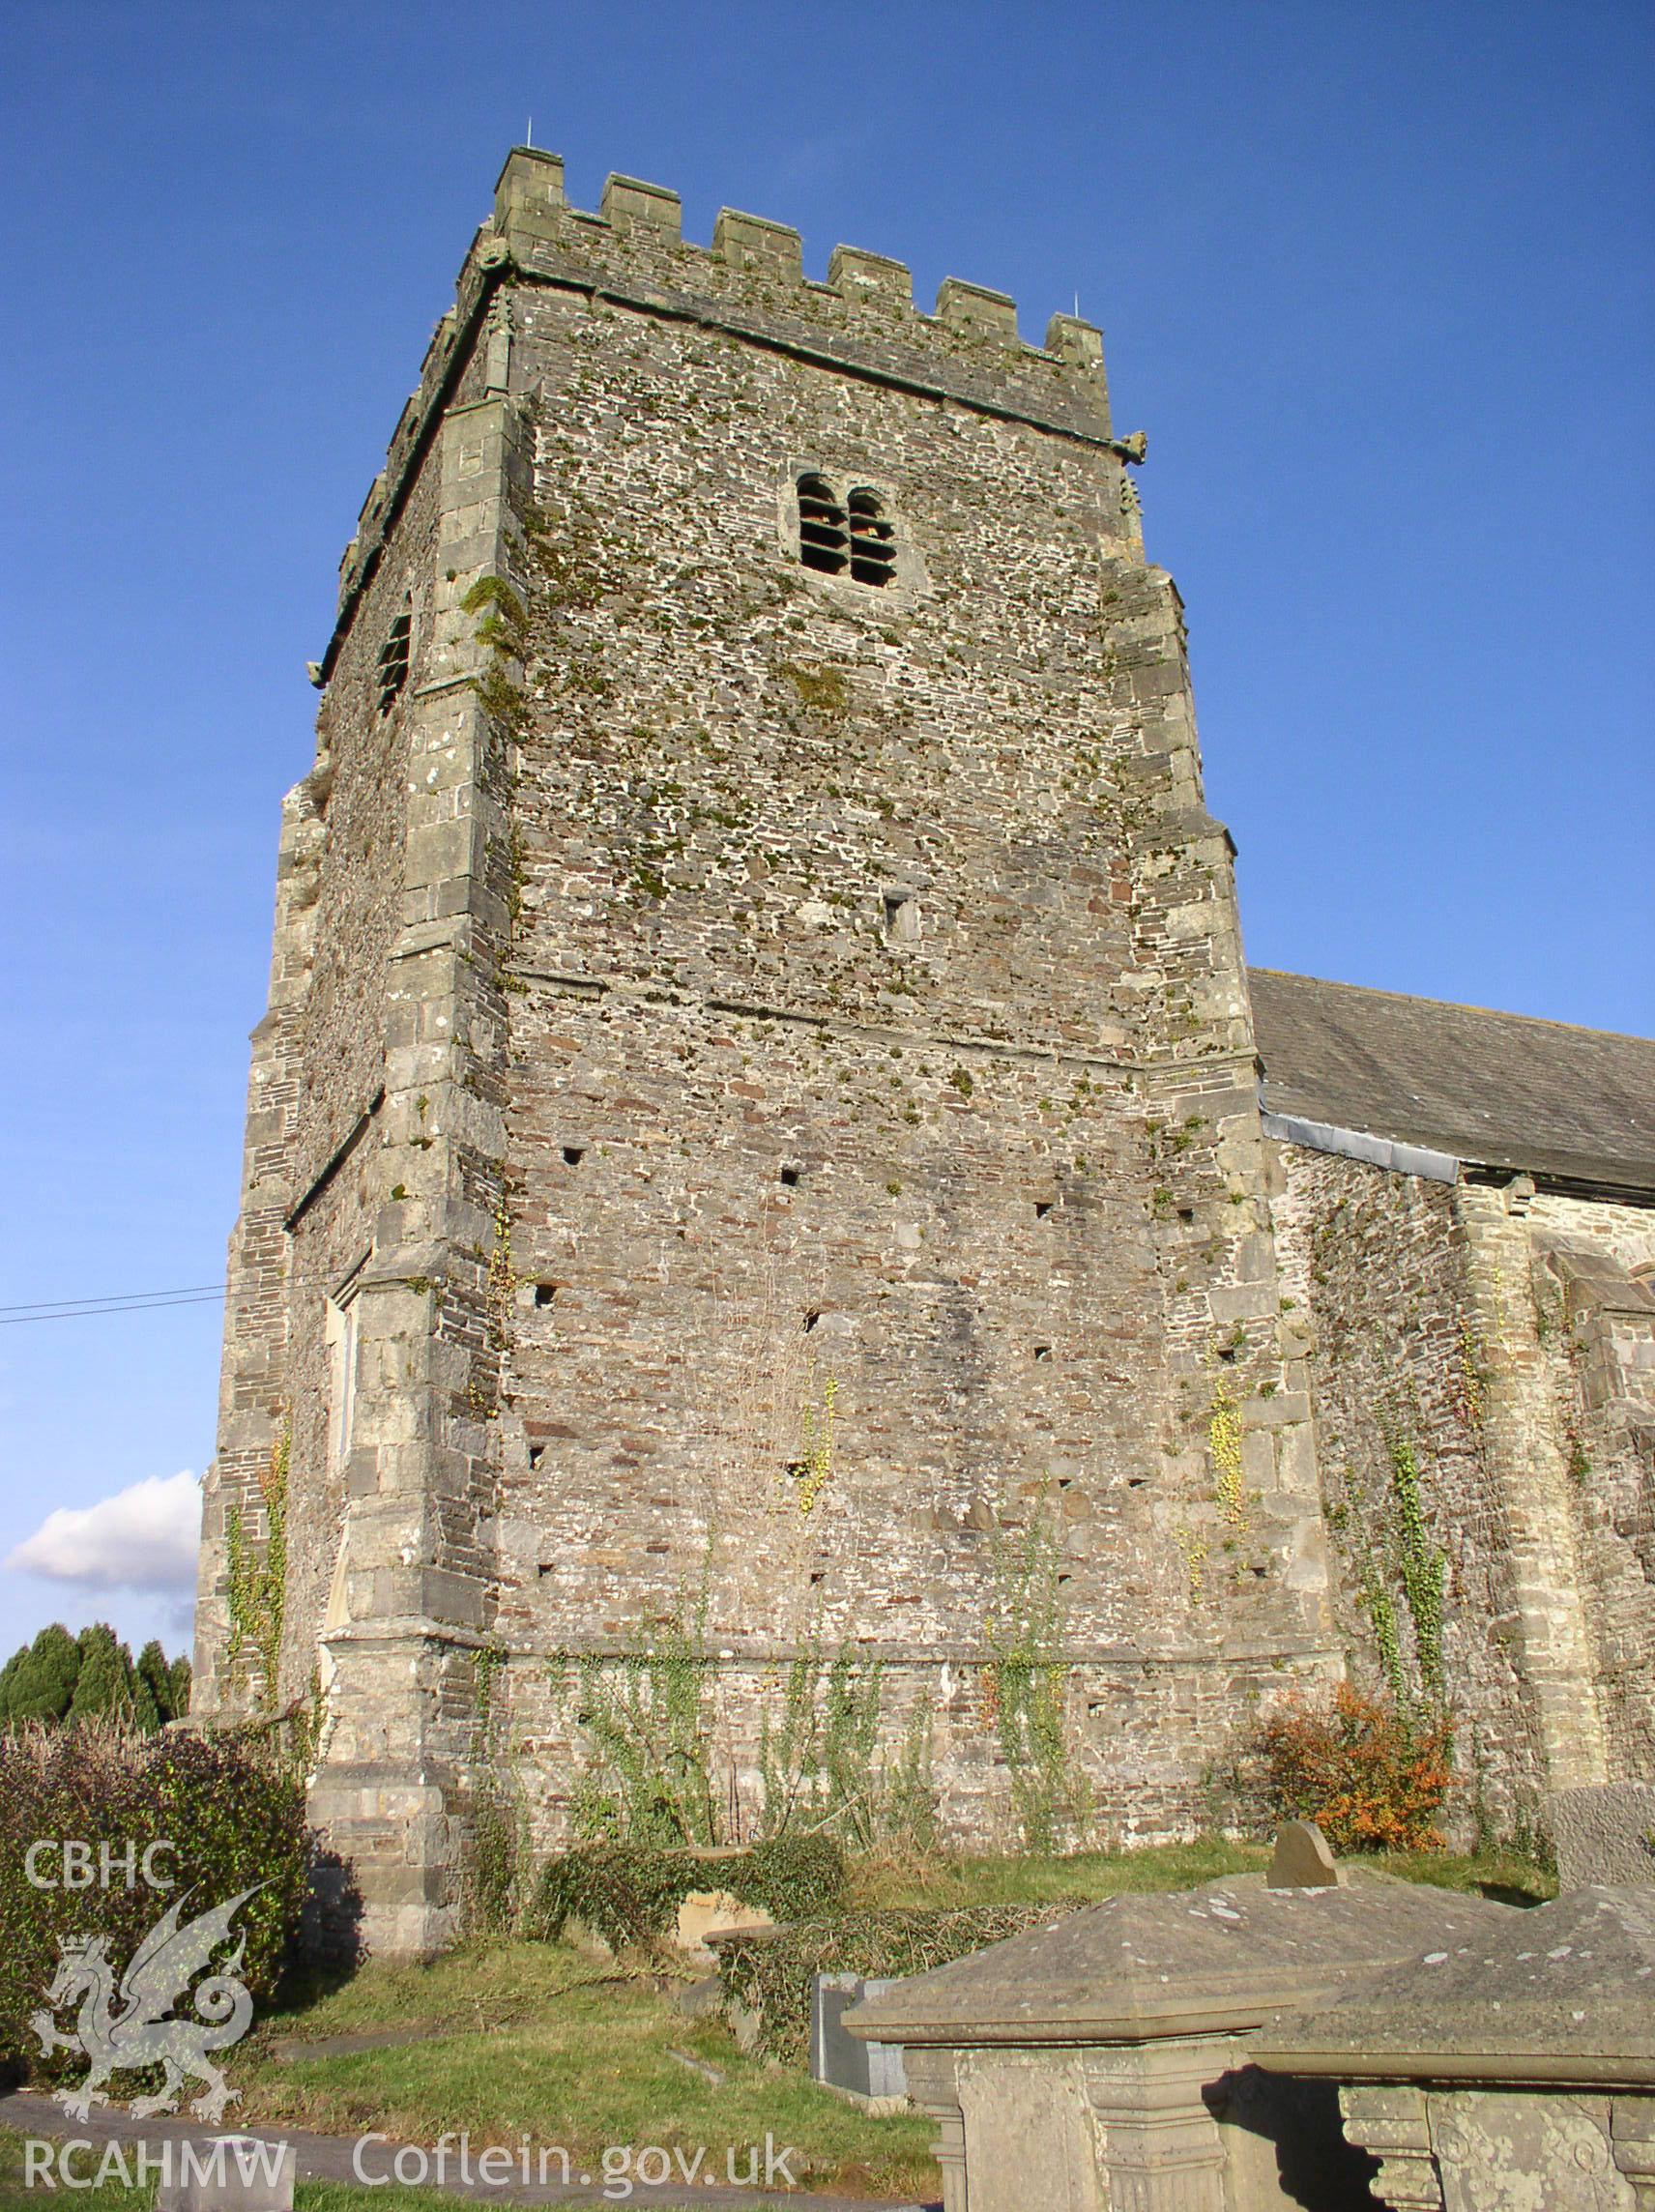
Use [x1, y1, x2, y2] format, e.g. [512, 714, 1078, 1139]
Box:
[29, 1884, 264, 2123]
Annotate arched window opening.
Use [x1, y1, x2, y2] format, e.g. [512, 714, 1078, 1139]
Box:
[797, 474, 848, 575]
[847, 487, 896, 587]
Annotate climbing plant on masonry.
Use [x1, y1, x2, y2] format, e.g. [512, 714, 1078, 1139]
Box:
[754, 1635, 939, 1854]
[1385, 1432, 1447, 1707]
[984, 1499, 1090, 1851]
[225, 1429, 289, 1713]
[1358, 1561, 1407, 1707]
[486, 1191, 516, 1354]
[550, 1588, 720, 1848]
[1207, 1383, 1246, 1525]
[461, 573, 531, 735]
[787, 1367, 838, 1514]
[460, 1641, 531, 1935]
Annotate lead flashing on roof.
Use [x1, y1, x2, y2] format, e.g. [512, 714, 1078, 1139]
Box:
[1260, 1108, 1460, 1185]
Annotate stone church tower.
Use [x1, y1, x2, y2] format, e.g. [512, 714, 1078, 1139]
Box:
[196, 147, 1371, 1952]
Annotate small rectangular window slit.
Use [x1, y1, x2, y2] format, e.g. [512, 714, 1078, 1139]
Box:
[562, 1146, 586, 1166]
[884, 891, 920, 943]
[534, 1283, 559, 1307]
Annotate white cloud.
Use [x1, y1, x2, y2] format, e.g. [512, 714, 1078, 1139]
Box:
[6, 1471, 201, 1595]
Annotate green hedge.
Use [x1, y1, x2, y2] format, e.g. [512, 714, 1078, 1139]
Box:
[0, 1727, 308, 2076]
[713, 1903, 1076, 2064]
[529, 1835, 847, 1953]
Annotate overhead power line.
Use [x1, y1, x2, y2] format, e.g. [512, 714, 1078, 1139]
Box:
[0, 1285, 227, 1325]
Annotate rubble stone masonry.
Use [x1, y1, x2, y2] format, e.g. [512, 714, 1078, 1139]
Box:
[1273, 1147, 1655, 1843]
[199, 149, 1648, 1950]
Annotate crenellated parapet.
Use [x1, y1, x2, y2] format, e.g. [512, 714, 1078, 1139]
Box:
[322, 145, 1142, 679]
[486, 147, 1117, 398]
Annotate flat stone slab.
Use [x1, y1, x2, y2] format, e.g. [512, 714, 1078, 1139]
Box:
[1552, 1782, 1655, 1890]
[846, 1871, 1513, 2046]
[1255, 1883, 1655, 2085]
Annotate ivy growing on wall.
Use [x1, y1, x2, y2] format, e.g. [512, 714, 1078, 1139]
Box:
[788, 1369, 837, 1514]
[1386, 1433, 1447, 1706]
[460, 1640, 532, 1935]
[225, 1428, 289, 1713]
[550, 1593, 720, 1848]
[755, 1641, 935, 1852]
[1208, 1383, 1246, 1525]
[984, 1501, 1090, 1851]
[461, 572, 531, 736]
[1347, 1418, 1449, 1716]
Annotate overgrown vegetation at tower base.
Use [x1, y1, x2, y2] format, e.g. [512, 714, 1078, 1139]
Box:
[0, 1702, 1551, 2204]
[526, 1495, 1090, 1876]
[529, 1836, 849, 1951]
[0, 1722, 308, 2077]
[145, 1840, 1547, 2205]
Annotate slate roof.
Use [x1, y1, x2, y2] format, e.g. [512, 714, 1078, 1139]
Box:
[1249, 970, 1655, 1197]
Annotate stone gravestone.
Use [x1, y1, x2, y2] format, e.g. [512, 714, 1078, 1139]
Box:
[673, 1887, 772, 1966]
[1269, 1819, 1347, 1890]
[1255, 1885, 1655, 2210]
[846, 1835, 1514, 2211]
[1552, 1784, 1655, 1891]
[811, 1973, 908, 2107]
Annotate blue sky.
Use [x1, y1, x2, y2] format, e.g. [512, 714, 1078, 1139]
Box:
[1, 0, 1650, 1660]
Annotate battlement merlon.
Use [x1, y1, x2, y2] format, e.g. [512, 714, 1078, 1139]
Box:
[317, 146, 1145, 683]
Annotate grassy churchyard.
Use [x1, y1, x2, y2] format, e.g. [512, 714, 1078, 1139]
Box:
[1, 1837, 1553, 2211]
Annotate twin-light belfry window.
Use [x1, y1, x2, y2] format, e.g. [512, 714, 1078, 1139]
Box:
[376, 600, 412, 715]
[798, 475, 896, 587]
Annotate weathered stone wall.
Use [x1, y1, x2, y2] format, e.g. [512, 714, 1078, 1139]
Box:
[198, 308, 522, 1945]
[1275, 1143, 1655, 1842]
[1529, 1193, 1655, 1783]
[201, 147, 1652, 1947]
[468, 159, 1338, 1848]
[194, 776, 323, 1712]
[1271, 1144, 1549, 1839]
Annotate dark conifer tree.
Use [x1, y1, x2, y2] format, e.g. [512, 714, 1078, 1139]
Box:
[5, 1623, 83, 1721]
[66, 1623, 137, 1721]
[134, 1639, 177, 1728]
